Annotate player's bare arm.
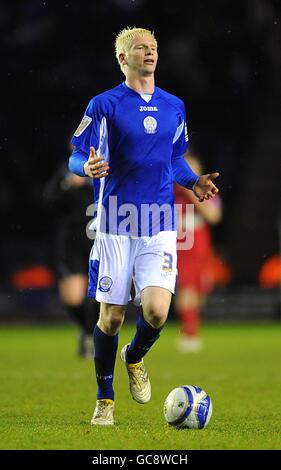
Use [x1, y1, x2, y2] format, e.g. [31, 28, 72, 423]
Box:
[192, 172, 219, 202]
[83, 146, 109, 178]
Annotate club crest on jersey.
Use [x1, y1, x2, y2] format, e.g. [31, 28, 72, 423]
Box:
[99, 276, 113, 293]
[74, 115, 92, 137]
[143, 116, 157, 134]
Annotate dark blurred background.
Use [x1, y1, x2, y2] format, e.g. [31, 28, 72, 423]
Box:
[1, 0, 280, 321]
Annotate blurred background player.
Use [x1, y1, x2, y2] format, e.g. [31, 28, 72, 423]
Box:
[175, 151, 222, 352]
[44, 164, 99, 358]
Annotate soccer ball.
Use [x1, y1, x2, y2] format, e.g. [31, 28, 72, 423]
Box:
[163, 385, 212, 429]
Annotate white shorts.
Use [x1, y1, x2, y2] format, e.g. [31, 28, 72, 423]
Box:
[88, 231, 177, 305]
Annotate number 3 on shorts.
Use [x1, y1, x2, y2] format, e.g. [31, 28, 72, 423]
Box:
[162, 252, 173, 272]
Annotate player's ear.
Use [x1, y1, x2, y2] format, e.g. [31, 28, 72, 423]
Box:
[119, 53, 127, 66]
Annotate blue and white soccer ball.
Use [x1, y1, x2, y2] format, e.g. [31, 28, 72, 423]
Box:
[164, 385, 212, 429]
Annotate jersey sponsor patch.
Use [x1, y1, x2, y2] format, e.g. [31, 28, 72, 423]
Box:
[139, 105, 158, 112]
[143, 116, 157, 134]
[74, 115, 92, 137]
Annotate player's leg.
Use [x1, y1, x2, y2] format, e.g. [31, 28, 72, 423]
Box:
[94, 302, 125, 399]
[125, 286, 171, 363]
[128, 231, 176, 362]
[121, 287, 172, 404]
[121, 231, 176, 403]
[57, 233, 99, 357]
[91, 302, 126, 425]
[89, 233, 133, 424]
[59, 273, 87, 308]
[176, 285, 203, 352]
[121, 287, 171, 404]
[59, 274, 98, 357]
[177, 285, 201, 336]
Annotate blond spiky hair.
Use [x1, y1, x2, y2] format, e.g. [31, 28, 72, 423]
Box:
[115, 27, 157, 74]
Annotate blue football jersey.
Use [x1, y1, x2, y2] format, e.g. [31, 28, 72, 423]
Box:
[71, 83, 189, 236]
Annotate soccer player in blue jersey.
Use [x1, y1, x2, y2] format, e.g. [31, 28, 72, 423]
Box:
[69, 27, 219, 425]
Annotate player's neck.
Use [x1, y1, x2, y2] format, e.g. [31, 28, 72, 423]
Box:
[125, 75, 155, 94]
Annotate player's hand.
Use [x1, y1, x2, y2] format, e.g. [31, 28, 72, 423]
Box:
[83, 146, 109, 178]
[192, 173, 219, 202]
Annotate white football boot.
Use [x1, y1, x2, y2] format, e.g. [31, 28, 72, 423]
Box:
[121, 344, 151, 404]
[91, 399, 114, 425]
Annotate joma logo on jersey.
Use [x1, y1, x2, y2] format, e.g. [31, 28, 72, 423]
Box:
[139, 106, 158, 112]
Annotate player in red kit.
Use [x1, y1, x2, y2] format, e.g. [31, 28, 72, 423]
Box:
[175, 152, 222, 352]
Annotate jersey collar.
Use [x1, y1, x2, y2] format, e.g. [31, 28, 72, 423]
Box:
[122, 82, 158, 100]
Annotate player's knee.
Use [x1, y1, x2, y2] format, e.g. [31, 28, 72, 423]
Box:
[107, 312, 124, 334]
[63, 297, 84, 308]
[99, 306, 125, 335]
[59, 276, 87, 306]
[177, 287, 200, 310]
[145, 303, 168, 328]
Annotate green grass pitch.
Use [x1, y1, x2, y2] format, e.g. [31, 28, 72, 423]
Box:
[0, 322, 280, 450]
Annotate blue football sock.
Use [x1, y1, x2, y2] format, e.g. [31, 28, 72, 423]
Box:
[94, 325, 118, 400]
[126, 313, 163, 364]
